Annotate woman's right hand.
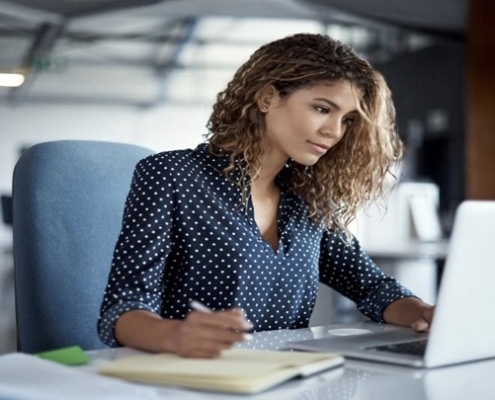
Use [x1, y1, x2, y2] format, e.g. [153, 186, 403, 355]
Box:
[168, 308, 252, 358]
[114, 308, 252, 357]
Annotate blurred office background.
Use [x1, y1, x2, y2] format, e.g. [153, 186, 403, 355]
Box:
[1, 0, 494, 354]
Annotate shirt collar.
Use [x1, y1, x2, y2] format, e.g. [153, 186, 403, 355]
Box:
[196, 142, 231, 171]
[195, 142, 291, 192]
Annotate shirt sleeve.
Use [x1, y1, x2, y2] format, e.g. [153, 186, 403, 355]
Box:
[319, 230, 416, 322]
[98, 156, 174, 347]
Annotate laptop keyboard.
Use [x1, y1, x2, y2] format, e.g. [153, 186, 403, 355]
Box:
[367, 340, 428, 356]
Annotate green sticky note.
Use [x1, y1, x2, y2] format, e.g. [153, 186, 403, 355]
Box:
[37, 345, 90, 366]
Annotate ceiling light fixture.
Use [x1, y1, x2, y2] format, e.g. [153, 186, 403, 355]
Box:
[0, 73, 25, 87]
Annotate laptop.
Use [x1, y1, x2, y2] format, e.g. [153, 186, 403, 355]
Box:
[287, 201, 495, 368]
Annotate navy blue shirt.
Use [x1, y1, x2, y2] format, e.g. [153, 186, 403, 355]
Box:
[98, 143, 414, 347]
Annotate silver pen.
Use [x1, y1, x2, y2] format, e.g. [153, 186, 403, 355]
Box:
[189, 300, 254, 338]
[189, 300, 213, 314]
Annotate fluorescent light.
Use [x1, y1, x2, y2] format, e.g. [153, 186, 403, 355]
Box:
[0, 73, 25, 87]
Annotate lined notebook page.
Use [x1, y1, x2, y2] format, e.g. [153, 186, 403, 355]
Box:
[100, 348, 341, 377]
[100, 349, 340, 377]
[99, 348, 344, 394]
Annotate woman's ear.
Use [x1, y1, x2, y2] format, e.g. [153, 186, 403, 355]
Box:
[256, 85, 279, 113]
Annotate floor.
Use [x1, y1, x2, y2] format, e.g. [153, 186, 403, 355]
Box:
[0, 246, 16, 354]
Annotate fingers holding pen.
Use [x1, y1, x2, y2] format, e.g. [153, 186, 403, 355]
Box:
[194, 308, 252, 332]
[170, 305, 253, 358]
[186, 312, 249, 346]
[189, 300, 252, 333]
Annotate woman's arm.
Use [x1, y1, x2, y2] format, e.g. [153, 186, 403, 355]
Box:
[319, 231, 424, 326]
[98, 156, 172, 348]
[99, 155, 251, 356]
[383, 297, 434, 332]
[115, 309, 251, 358]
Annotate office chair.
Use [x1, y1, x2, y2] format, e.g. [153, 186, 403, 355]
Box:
[1, 195, 13, 226]
[12, 140, 154, 353]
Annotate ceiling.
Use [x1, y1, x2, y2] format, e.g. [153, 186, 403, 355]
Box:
[0, 0, 468, 107]
[302, 0, 467, 37]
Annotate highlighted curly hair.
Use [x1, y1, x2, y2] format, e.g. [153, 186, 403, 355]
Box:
[206, 33, 402, 235]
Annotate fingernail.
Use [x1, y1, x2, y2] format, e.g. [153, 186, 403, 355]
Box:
[243, 333, 253, 341]
[415, 321, 428, 331]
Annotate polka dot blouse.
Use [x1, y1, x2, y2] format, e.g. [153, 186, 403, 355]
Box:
[98, 143, 414, 347]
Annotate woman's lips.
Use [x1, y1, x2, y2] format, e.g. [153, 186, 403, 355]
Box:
[307, 141, 330, 154]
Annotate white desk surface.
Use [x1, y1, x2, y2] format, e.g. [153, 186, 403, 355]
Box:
[79, 322, 495, 400]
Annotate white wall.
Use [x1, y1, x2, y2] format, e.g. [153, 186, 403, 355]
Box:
[0, 102, 211, 245]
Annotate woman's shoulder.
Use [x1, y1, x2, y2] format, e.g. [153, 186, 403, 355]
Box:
[135, 144, 208, 175]
[143, 148, 194, 163]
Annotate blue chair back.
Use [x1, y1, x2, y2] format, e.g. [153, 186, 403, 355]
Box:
[12, 140, 153, 353]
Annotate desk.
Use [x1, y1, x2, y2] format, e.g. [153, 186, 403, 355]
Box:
[79, 322, 495, 400]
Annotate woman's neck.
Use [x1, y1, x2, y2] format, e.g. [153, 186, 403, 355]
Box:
[252, 153, 286, 193]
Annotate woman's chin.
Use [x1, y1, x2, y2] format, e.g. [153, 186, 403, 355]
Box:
[291, 154, 322, 166]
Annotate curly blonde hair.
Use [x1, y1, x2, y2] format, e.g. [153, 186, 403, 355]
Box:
[206, 33, 402, 235]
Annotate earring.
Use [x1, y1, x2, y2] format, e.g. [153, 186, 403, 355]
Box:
[261, 106, 268, 113]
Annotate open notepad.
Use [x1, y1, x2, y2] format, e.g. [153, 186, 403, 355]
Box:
[99, 348, 344, 394]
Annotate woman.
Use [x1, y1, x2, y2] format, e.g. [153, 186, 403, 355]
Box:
[98, 33, 433, 358]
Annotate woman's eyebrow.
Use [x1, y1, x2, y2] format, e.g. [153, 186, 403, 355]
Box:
[313, 97, 340, 110]
[314, 97, 358, 114]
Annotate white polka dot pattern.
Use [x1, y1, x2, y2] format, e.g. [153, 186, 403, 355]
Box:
[98, 143, 414, 347]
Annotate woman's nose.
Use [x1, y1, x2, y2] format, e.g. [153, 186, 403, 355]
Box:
[320, 117, 343, 139]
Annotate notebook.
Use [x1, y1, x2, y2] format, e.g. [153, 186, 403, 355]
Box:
[287, 200, 495, 368]
[99, 348, 344, 394]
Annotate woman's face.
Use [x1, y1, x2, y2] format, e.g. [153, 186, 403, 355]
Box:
[261, 80, 360, 167]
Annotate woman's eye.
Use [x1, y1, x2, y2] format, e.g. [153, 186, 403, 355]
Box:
[343, 117, 356, 126]
[315, 106, 330, 114]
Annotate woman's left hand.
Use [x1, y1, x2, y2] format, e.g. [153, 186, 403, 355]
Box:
[410, 304, 434, 332]
[383, 297, 435, 332]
